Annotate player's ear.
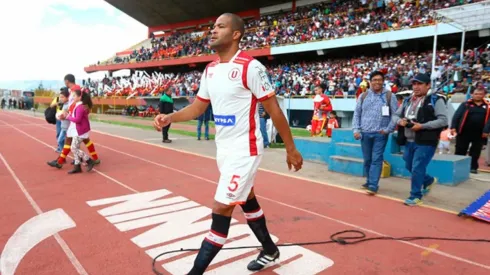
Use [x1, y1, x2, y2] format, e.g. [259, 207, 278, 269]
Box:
[232, 31, 242, 41]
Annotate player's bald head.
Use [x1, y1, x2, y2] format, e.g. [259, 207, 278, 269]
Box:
[221, 13, 245, 40]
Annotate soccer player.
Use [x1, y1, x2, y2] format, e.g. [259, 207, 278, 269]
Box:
[153, 13, 303, 275]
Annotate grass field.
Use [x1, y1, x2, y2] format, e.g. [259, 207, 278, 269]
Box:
[108, 116, 313, 137]
[92, 116, 312, 149]
[92, 118, 215, 139]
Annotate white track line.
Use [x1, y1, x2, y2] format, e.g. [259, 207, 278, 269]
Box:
[0, 123, 46, 127]
[0, 153, 88, 275]
[6, 123, 139, 193]
[2, 119, 489, 270]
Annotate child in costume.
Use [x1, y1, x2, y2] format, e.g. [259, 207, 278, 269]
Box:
[438, 127, 455, 154]
[326, 111, 339, 138]
[47, 84, 100, 169]
[61, 89, 95, 174]
[311, 84, 332, 136]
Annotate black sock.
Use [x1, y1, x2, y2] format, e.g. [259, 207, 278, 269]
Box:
[188, 213, 231, 274]
[240, 197, 277, 255]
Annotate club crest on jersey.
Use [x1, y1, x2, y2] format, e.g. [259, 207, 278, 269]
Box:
[214, 115, 236, 126]
[228, 68, 240, 81]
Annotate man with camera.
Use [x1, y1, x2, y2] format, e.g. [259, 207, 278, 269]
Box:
[392, 73, 448, 206]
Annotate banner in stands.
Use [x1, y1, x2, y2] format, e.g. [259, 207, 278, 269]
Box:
[190, 31, 205, 39]
[460, 190, 490, 223]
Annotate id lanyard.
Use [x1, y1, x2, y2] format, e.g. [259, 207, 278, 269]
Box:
[405, 97, 424, 120]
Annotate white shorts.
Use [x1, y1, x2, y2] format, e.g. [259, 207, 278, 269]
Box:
[214, 154, 263, 205]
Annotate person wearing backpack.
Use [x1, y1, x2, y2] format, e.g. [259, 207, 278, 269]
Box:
[392, 73, 448, 206]
[352, 71, 399, 196]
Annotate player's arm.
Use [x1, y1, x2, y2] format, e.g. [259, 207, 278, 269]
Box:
[248, 61, 302, 171]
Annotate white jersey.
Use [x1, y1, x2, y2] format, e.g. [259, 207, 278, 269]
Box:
[196, 50, 275, 157]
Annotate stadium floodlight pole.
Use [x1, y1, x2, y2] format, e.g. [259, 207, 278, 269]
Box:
[460, 29, 466, 63]
[431, 19, 438, 91]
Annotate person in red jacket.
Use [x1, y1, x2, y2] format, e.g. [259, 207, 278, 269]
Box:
[311, 84, 332, 136]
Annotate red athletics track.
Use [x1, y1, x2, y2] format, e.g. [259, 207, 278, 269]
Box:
[0, 111, 489, 275]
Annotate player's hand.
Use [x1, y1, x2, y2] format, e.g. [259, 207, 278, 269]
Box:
[153, 114, 171, 131]
[286, 148, 303, 172]
[354, 132, 361, 140]
[450, 129, 457, 136]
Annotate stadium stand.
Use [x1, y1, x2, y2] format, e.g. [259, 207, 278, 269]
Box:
[83, 45, 490, 98]
[86, 0, 485, 67]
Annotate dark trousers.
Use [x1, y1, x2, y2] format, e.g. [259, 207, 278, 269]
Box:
[455, 134, 484, 170]
[162, 123, 171, 140]
[403, 142, 436, 199]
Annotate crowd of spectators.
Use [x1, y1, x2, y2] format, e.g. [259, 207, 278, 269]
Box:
[83, 70, 202, 97]
[83, 44, 490, 99]
[95, 0, 482, 66]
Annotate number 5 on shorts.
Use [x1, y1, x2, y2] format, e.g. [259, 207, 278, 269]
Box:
[228, 175, 240, 192]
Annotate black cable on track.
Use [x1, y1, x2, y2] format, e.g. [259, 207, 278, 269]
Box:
[151, 229, 490, 274]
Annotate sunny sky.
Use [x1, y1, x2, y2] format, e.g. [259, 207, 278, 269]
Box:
[0, 0, 147, 82]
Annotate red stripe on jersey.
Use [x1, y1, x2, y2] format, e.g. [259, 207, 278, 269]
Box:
[249, 96, 258, 156]
[258, 91, 275, 102]
[196, 96, 210, 103]
[205, 60, 219, 77]
[238, 51, 253, 90]
[237, 51, 257, 156]
[241, 61, 249, 90]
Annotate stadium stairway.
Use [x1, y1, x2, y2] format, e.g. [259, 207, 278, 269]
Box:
[327, 130, 365, 177]
[294, 128, 471, 186]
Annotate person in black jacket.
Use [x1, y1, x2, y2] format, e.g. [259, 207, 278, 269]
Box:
[392, 73, 448, 206]
[450, 87, 490, 173]
[158, 89, 174, 143]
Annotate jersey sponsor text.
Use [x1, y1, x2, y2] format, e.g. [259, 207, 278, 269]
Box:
[214, 115, 236, 126]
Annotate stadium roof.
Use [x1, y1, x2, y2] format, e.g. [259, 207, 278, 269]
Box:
[105, 0, 293, 27]
[432, 0, 490, 31]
